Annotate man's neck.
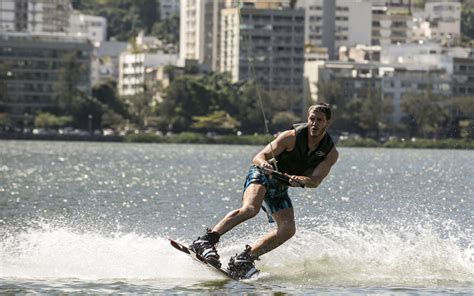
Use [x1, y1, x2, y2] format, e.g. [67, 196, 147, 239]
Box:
[308, 131, 326, 150]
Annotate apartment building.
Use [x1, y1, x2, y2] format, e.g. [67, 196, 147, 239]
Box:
[0, 0, 71, 33]
[315, 61, 451, 124]
[0, 32, 92, 121]
[452, 56, 474, 96]
[372, 4, 413, 46]
[381, 42, 449, 70]
[220, 6, 305, 97]
[91, 41, 128, 86]
[179, 0, 226, 71]
[424, 0, 461, 43]
[68, 11, 107, 44]
[382, 66, 451, 123]
[118, 52, 178, 96]
[297, 0, 371, 59]
[226, 0, 293, 9]
[372, 0, 412, 7]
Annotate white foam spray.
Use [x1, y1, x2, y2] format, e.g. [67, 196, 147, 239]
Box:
[1, 215, 472, 289]
[0, 221, 217, 281]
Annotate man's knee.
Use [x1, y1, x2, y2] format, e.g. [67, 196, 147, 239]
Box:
[241, 205, 260, 218]
[278, 225, 296, 240]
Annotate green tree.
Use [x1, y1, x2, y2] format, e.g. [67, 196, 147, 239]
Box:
[92, 79, 129, 118]
[53, 52, 88, 115]
[453, 95, 474, 117]
[271, 111, 301, 132]
[0, 61, 14, 111]
[123, 86, 155, 129]
[157, 76, 221, 132]
[151, 15, 179, 45]
[192, 110, 240, 133]
[0, 113, 10, 128]
[34, 112, 73, 128]
[346, 85, 393, 138]
[401, 91, 449, 138]
[451, 95, 474, 138]
[317, 79, 355, 133]
[231, 81, 272, 134]
[101, 109, 126, 129]
[72, 0, 169, 42]
[461, 9, 474, 41]
[413, 0, 426, 9]
[73, 95, 105, 131]
[140, 0, 159, 33]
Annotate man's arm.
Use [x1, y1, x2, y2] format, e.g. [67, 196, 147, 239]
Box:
[288, 146, 338, 188]
[252, 130, 295, 170]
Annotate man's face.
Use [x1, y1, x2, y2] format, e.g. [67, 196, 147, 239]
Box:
[307, 111, 330, 137]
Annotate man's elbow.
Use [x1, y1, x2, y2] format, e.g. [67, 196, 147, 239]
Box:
[306, 177, 322, 188]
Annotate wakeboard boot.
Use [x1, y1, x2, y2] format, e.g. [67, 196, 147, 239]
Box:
[227, 245, 259, 279]
[189, 229, 221, 268]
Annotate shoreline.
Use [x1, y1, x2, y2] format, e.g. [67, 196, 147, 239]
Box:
[1, 132, 473, 149]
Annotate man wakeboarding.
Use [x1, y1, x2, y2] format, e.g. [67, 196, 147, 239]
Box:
[190, 103, 339, 279]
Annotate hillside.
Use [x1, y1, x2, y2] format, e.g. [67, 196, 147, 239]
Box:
[71, 0, 178, 44]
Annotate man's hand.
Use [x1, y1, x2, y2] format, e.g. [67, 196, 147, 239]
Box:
[259, 161, 273, 173]
[286, 174, 305, 188]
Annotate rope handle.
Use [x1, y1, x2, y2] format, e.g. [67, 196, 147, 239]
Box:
[257, 165, 305, 188]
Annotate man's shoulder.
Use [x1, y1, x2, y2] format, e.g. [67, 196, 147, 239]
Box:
[279, 129, 297, 137]
[276, 129, 297, 148]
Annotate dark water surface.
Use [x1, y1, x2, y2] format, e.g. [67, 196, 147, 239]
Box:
[1, 141, 472, 294]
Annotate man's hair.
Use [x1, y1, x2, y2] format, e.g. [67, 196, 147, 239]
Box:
[308, 103, 331, 120]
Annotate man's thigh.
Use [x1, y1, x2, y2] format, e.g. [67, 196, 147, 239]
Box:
[242, 183, 267, 209]
[271, 207, 295, 230]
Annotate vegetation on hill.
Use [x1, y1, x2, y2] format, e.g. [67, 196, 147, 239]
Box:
[71, 0, 178, 44]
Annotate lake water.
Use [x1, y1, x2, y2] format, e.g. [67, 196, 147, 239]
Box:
[0, 141, 473, 294]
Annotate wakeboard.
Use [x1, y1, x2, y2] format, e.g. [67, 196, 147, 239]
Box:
[168, 238, 239, 280]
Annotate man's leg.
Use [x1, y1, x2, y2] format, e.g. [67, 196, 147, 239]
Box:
[248, 207, 296, 258]
[212, 183, 267, 235]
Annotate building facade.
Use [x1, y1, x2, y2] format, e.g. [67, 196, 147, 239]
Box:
[314, 61, 451, 124]
[0, 0, 71, 33]
[118, 51, 178, 96]
[179, 0, 226, 71]
[372, 0, 412, 7]
[0, 32, 92, 122]
[381, 67, 451, 123]
[68, 11, 107, 44]
[372, 5, 413, 46]
[297, 0, 372, 59]
[452, 56, 474, 96]
[91, 41, 128, 86]
[424, 0, 461, 43]
[220, 6, 305, 93]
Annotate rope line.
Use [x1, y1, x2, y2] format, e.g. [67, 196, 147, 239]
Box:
[237, 1, 279, 171]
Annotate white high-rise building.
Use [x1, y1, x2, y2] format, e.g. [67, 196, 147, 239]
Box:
[425, 0, 461, 43]
[68, 11, 107, 44]
[179, 0, 294, 70]
[179, 0, 226, 71]
[0, 0, 71, 33]
[296, 0, 372, 59]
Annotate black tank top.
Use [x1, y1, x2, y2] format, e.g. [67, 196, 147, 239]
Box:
[274, 123, 334, 176]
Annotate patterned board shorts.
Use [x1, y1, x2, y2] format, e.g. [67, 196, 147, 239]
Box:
[243, 165, 293, 223]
